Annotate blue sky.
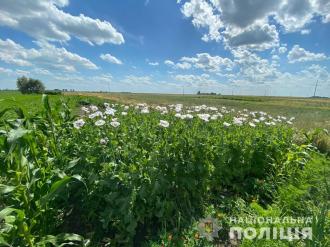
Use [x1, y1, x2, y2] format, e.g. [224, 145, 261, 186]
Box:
[0, 0, 329, 96]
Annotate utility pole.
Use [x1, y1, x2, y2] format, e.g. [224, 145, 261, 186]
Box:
[313, 80, 319, 97]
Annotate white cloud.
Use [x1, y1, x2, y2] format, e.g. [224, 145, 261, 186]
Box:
[164, 60, 192, 70]
[314, 0, 330, 23]
[165, 53, 234, 72]
[272, 55, 280, 60]
[100, 53, 123, 65]
[0, 0, 124, 45]
[178, 0, 330, 50]
[223, 24, 279, 51]
[180, 53, 234, 72]
[174, 73, 221, 87]
[148, 62, 159, 66]
[181, 0, 223, 42]
[287, 45, 327, 63]
[211, 0, 277, 28]
[0, 38, 98, 72]
[92, 73, 113, 83]
[0, 67, 13, 75]
[16, 69, 31, 76]
[275, 0, 314, 32]
[32, 68, 52, 75]
[274, 0, 330, 31]
[232, 49, 280, 83]
[304, 64, 330, 81]
[300, 29, 311, 35]
[176, 62, 192, 69]
[175, 73, 209, 82]
[180, 0, 279, 49]
[121, 75, 153, 85]
[52, 0, 69, 7]
[164, 60, 175, 66]
[278, 46, 287, 54]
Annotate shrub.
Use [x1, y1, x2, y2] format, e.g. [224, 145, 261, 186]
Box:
[44, 90, 62, 95]
[16, 76, 45, 94]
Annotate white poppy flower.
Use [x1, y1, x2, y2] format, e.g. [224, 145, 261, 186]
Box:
[73, 119, 85, 129]
[185, 114, 194, 119]
[233, 117, 243, 126]
[95, 119, 106, 126]
[159, 120, 169, 128]
[110, 121, 120, 128]
[104, 108, 116, 116]
[89, 111, 103, 119]
[223, 122, 231, 127]
[197, 114, 210, 122]
[141, 108, 150, 114]
[90, 105, 98, 112]
[81, 107, 90, 113]
[100, 138, 109, 145]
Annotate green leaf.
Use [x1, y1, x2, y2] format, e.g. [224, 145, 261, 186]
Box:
[7, 128, 31, 143]
[0, 184, 15, 194]
[0, 108, 13, 119]
[42, 94, 51, 114]
[68, 158, 80, 169]
[0, 236, 11, 247]
[14, 107, 25, 119]
[0, 208, 16, 220]
[37, 233, 85, 246]
[40, 175, 85, 206]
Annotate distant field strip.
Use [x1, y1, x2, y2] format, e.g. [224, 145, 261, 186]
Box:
[68, 92, 330, 131]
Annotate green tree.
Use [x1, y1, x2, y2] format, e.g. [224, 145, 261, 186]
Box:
[17, 76, 45, 94]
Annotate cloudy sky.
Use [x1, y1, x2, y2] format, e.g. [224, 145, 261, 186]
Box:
[0, 0, 330, 96]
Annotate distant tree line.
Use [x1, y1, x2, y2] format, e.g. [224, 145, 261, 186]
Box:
[16, 76, 65, 95]
[197, 90, 220, 95]
[17, 76, 45, 94]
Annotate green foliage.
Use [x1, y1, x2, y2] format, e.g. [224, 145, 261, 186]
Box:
[0, 95, 328, 246]
[224, 153, 330, 247]
[0, 96, 86, 246]
[16, 76, 45, 94]
[307, 128, 330, 155]
[44, 90, 62, 95]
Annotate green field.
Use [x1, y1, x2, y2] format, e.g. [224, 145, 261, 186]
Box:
[0, 91, 329, 246]
[1, 91, 330, 130]
[0, 91, 103, 117]
[71, 92, 330, 131]
[0, 92, 330, 131]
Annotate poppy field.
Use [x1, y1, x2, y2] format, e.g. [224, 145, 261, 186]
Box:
[0, 94, 329, 246]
